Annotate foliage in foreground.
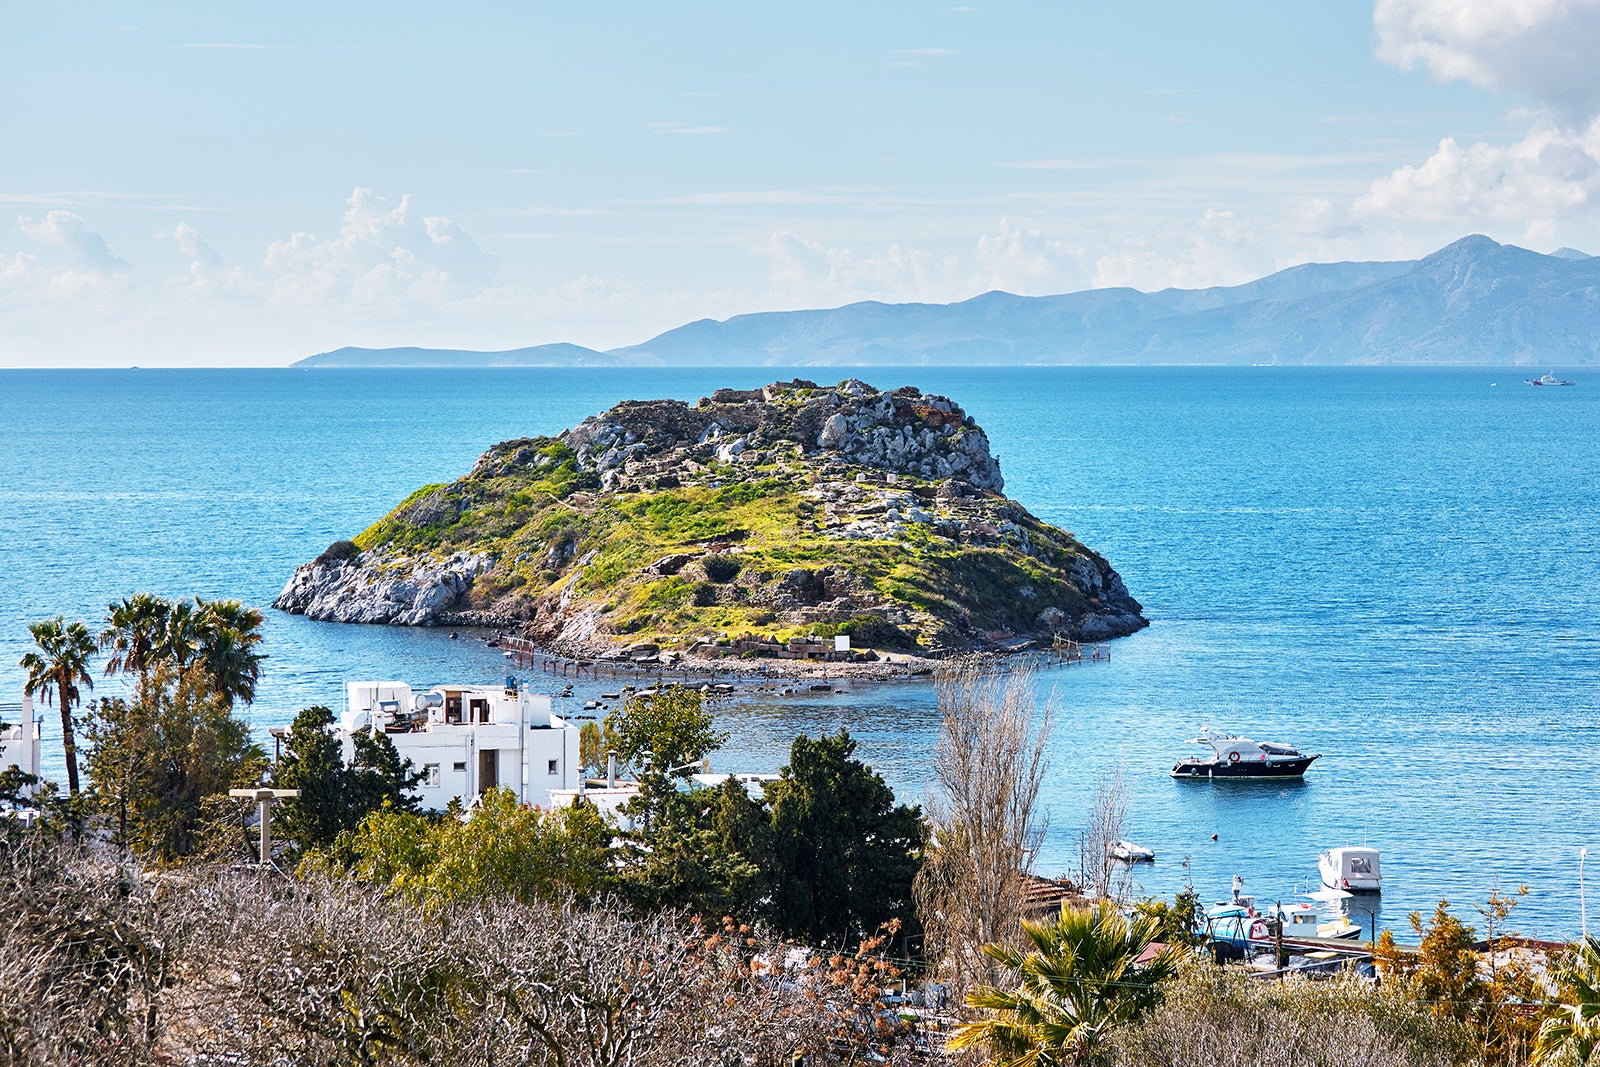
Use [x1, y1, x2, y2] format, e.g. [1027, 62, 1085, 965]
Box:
[951, 901, 1177, 1066]
[1533, 935, 1600, 1066]
[0, 831, 931, 1067]
[1375, 891, 1547, 1066]
[83, 664, 266, 863]
[1106, 959, 1477, 1067]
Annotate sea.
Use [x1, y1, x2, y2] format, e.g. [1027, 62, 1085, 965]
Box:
[2, 366, 1597, 938]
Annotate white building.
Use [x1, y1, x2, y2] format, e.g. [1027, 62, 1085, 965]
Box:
[1, 695, 41, 780]
[341, 680, 581, 812]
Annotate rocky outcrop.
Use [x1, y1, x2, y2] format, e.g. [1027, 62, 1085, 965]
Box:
[274, 379, 1147, 654]
[274, 550, 494, 626]
[556, 379, 1004, 493]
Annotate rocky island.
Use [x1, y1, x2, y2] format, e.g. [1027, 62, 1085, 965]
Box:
[274, 379, 1146, 669]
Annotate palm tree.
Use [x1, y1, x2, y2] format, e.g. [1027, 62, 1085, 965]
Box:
[100, 593, 172, 682]
[159, 597, 202, 670]
[950, 901, 1177, 1067]
[19, 616, 96, 795]
[1533, 936, 1600, 1066]
[192, 598, 266, 709]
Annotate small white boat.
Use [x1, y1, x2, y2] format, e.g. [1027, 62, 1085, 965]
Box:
[1266, 901, 1362, 940]
[1109, 839, 1155, 862]
[1319, 846, 1381, 893]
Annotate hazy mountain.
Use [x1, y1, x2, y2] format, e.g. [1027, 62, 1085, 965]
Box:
[294, 236, 1600, 367]
[293, 343, 617, 368]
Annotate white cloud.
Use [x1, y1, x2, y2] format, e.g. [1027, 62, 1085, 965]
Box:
[761, 231, 967, 307]
[972, 219, 1087, 294]
[1355, 119, 1600, 236]
[651, 122, 728, 135]
[178, 42, 291, 51]
[1091, 210, 1277, 291]
[19, 210, 130, 274]
[1374, 0, 1600, 120]
[260, 187, 497, 311]
[1361, 1, 1600, 242]
[0, 211, 133, 308]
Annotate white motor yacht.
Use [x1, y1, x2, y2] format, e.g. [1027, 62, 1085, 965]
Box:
[1171, 726, 1320, 779]
[1319, 846, 1381, 893]
[1526, 372, 1576, 386]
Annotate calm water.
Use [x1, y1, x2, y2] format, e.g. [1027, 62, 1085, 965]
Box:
[2, 366, 1597, 937]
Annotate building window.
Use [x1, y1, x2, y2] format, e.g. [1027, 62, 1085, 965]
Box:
[453, 761, 466, 773]
[423, 763, 441, 787]
[547, 759, 559, 775]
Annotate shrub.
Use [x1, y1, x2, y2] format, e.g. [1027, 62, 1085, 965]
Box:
[1108, 961, 1472, 1067]
[315, 539, 359, 565]
[690, 582, 719, 607]
[701, 553, 742, 583]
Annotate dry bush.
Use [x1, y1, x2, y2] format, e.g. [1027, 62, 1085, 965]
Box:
[0, 829, 936, 1066]
[916, 658, 1052, 999]
[0, 830, 181, 1066]
[1107, 960, 1478, 1067]
[1076, 769, 1134, 903]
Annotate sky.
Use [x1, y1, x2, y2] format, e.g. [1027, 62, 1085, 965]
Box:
[5, 0, 1600, 366]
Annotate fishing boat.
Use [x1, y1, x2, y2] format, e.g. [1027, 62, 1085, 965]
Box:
[1265, 901, 1362, 940]
[1170, 727, 1320, 779]
[1526, 372, 1575, 386]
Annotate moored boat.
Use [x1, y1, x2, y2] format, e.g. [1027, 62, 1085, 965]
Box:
[1319, 846, 1382, 893]
[1170, 727, 1320, 779]
[1109, 839, 1155, 862]
[1265, 901, 1362, 940]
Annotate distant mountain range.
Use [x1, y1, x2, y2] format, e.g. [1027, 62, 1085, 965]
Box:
[292, 235, 1600, 368]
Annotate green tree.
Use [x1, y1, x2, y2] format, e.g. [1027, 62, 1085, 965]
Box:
[273, 705, 355, 852]
[191, 598, 266, 709]
[350, 726, 424, 815]
[605, 687, 726, 778]
[99, 593, 172, 684]
[1133, 887, 1204, 948]
[615, 776, 763, 917]
[763, 729, 922, 944]
[344, 787, 613, 907]
[952, 901, 1177, 1066]
[1534, 936, 1600, 1067]
[273, 705, 422, 855]
[20, 616, 96, 796]
[159, 596, 202, 669]
[83, 664, 265, 862]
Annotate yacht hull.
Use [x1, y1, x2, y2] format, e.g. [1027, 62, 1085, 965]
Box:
[1171, 754, 1319, 779]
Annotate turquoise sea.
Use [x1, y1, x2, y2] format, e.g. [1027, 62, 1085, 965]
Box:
[2, 366, 1597, 937]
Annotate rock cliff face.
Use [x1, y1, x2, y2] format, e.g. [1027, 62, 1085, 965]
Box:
[273, 379, 1147, 655]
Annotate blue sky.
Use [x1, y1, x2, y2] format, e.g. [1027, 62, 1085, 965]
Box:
[4, 1, 1600, 365]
